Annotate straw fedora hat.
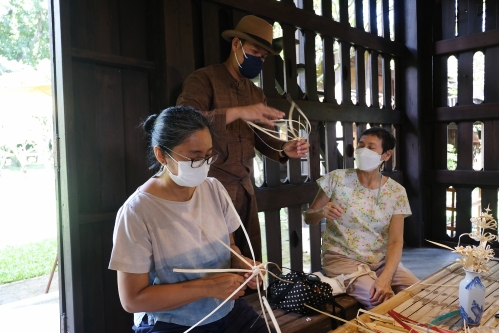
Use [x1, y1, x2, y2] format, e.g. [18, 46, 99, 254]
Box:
[221, 15, 279, 55]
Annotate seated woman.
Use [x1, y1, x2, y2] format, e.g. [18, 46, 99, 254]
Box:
[109, 105, 275, 333]
[304, 127, 419, 309]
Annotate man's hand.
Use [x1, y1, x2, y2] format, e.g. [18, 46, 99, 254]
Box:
[227, 103, 285, 126]
[369, 276, 394, 306]
[282, 138, 309, 158]
[203, 273, 247, 300]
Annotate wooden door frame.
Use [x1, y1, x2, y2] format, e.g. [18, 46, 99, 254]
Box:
[50, 0, 84, 331]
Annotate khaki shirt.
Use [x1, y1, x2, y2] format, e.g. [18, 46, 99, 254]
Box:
[177, 64, 287, 201]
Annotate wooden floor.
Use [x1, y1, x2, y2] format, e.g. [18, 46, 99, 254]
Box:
[401, 247, 462, 279]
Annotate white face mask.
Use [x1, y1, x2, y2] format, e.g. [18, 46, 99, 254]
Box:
[355, 147, 383, 171]
[164, 158, 209, 187]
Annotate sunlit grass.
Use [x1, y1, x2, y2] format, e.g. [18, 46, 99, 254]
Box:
[0, 238, 57, 284]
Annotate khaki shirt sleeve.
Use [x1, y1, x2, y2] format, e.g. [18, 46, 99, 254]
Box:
[176, 71, 226, 134]
[253, 96, 288, 163]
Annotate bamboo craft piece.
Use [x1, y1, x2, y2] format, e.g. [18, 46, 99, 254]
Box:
[330, 263, 465, 333]
[246, 93, 311, 149]
[417, 262, 499, 325]
[171, 94, 314, 332]
[329, 261, 498, 333]
[426, 205, 498, 274]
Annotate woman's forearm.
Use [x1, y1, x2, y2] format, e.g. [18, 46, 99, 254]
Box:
[378, 242, 403, 282]
[303, 207, 324, 225]
[119, 278, 210, 313]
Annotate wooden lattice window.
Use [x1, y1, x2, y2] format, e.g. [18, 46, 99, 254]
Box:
[428, 0, 498, 246]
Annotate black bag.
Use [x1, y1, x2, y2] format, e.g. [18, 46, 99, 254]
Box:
[267, 270, 333, 315]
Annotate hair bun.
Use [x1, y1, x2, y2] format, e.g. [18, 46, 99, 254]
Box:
[143, 114, 158, 136]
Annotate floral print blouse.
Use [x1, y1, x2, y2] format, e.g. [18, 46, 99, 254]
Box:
[317, 169, 411, 264]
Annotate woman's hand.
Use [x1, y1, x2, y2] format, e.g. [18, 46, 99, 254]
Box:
[369, 276, 394, 306]
[203, 273, 247, 300]
[234, 257, 264, 290]
[282, 138, 309, 158]
[243, 260, 265, 290]
[323, 202, 343, 220]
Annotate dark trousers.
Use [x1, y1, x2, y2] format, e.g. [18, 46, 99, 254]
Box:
[133, 299, 277, 333]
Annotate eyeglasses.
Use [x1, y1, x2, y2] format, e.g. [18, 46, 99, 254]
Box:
[161, 146, 219, 168]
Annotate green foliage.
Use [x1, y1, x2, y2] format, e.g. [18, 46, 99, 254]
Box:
[0, 0, 49, 69]
[0, 238, 57, 284]
[447, 144, 457, 170]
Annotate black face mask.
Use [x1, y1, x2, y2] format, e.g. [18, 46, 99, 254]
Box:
[234, 41, 263, 79]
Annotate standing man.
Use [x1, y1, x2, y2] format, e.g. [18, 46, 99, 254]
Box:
[177, 15, 309, 262]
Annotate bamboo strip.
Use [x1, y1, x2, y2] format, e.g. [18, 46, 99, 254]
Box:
[365, 322, 407, 333]
[392, 264, 463, 313]
[480, 288, 499, 326]
[481, 312, 499, 328]
[407, 274, 465, 320]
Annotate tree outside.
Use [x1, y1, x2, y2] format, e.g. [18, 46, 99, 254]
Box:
[0, 0, 56, 288]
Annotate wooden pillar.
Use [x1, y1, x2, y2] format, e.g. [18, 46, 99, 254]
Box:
[356, 46, 366, 107]
[400, 0, 425, 247]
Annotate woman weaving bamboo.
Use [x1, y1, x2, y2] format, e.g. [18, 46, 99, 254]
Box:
[108, 106, 275, 333]
[304, 127, 419, 309]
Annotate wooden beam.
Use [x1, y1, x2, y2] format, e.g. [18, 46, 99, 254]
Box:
[484, 120, 499, 171]
[267, 98, 401, 124]
[369, 0, 377, 35]
[382, 54, 392, 109]
[164, 0, 196, 106]
[456, 121, 473, 170]
[382, 0, 390, 39]
[53, 0, 87, 329]
[325, 121, 339, 172]
[484, 46, 499, 103]
[355, 0, 364, 30]
[264, 210, 283, 269]
[304, 30, 319, 101]
[370, 50, 379, 108]
[72, 48, 155, 71]
[343, 122, 354, 168]
[209, 0, 408, 57]
[440, 0, 456, 40]
[384, 170, 403, 184]
[356, 46, 367, 107]
[434, 29, 499, 55]
[431, 103, 499, 122]
[322, 36, 336, 103]
[255, 182, 318, 211]
[426, 170, 499, 187]
[282, 23, 298, 98]
[340, 40, 352, 105]
[288, 205, 304, 271]
[201, 2, 222, 66]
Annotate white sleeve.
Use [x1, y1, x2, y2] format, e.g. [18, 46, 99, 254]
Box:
[108, 204, 153, 273]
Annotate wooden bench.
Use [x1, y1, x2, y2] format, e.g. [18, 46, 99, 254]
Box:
[242, 291, 361, 333]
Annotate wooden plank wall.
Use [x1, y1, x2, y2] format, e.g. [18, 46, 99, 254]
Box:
[426, 0, 499, 247]
[52, 0, 418, 332]
[52, 0, 163, 331]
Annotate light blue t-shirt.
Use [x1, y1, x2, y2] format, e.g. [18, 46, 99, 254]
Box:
[109, 177, 241, 327]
